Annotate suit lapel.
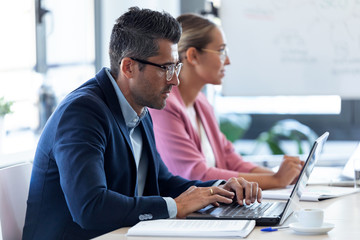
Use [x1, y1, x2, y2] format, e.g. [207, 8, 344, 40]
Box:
[95, 68, 134, 154]
[95, 68, 161, 196]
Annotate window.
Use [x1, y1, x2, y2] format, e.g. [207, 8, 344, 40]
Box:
[0, 0, 40, 133]
[0, 0, 95, 163]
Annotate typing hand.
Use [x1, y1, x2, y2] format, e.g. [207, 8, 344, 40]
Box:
[174, 185, 234, 219]
[219, 177, 262, 206]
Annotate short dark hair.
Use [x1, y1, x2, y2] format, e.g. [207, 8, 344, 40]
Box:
[109, 7, 182, 76]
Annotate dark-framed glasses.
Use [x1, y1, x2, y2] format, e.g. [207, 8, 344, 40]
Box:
[200, 48, 228, 63]
[130, 57, 183, 81]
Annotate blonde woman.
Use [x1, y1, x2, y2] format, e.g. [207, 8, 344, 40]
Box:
[149, 13, 303, 190]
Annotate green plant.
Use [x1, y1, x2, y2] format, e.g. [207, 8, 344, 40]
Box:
[252, 119, 318, 155]
[0, 97, 13, 117]
[219, 113, 251, 142]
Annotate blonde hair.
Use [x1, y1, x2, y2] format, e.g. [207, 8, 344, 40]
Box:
[176, 13, 216, 60]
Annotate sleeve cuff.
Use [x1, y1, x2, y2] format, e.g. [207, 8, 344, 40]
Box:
[163, 197, 177, 218]
[213, 180, 227, 186]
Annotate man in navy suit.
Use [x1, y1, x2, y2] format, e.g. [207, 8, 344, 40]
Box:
[23, 7, 262, 239]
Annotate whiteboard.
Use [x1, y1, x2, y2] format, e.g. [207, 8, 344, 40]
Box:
[220, 0, 360, 98]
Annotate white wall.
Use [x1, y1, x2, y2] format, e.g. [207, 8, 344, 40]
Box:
[98, 0, 180, 69]
[220, 0, 360, 99]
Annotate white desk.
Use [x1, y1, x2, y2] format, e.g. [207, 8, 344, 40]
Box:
[94, 192, 360, 240]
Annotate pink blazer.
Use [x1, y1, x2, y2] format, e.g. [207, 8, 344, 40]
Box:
[149, 86, 256, 181]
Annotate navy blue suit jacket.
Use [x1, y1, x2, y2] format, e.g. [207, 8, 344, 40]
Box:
[23, 68, 215, 239]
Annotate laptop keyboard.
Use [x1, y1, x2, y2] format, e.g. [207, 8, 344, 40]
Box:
[208, 201, 287, 219]
[219, 202, 273, 218]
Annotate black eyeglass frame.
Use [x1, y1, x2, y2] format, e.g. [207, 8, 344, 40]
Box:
[130, 57, 182, 81]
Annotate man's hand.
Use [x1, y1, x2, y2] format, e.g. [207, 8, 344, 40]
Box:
[174, 185, 234, 218]
[174, 177, 262, 219]
[275, 155, 304, 187]
[219, 177, 262, 206]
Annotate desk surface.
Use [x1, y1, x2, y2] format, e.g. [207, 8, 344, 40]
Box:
[94, 192, 360, 240]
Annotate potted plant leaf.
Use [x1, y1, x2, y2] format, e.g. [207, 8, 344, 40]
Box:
[0, 97, 13, 118]
[219, 113, 252, 143]
[252, 119, 318, 155]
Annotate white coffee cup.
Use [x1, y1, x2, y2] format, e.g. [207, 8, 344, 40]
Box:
[294, 208, 324, 227]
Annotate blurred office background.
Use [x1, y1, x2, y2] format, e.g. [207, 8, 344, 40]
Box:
[1, 0, 359, 167]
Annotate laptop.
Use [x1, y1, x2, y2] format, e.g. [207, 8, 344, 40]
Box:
[308, 142, 359, 187]
[187, 132, 329, 226]
[341, 142, 359, 179]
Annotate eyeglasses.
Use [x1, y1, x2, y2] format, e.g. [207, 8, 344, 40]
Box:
[200, 48, 228, 63]
[130, 57, 183, 81]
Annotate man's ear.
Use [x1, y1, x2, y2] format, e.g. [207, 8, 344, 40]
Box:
[120, 57, 135, 79]
[185, 47, 199, 65]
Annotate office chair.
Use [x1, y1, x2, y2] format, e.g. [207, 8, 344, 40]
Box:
[0, 162, 32, 240]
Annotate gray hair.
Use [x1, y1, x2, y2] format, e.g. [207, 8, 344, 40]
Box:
[109, 7, 182, 76]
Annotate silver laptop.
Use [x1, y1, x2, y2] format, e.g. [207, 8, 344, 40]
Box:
[187, 132, 329, 226]
[341, 143, 359, 179]
[308, 142, 359, 187]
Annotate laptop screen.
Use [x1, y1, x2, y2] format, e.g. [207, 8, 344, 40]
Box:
[342, 143, 360, 179]
[280, 132, 329, 224]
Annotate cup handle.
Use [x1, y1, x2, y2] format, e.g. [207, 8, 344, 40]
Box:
[293, 210, 299, 220]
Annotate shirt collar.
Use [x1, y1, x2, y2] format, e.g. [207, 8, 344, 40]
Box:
[105, 68, 147, 129]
